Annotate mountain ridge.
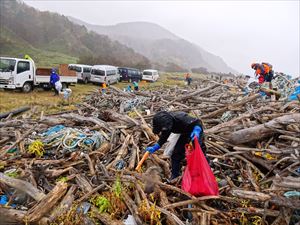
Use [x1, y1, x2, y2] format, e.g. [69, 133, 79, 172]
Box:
[0, 0, 150, 68]
[68, 17, 237, 73]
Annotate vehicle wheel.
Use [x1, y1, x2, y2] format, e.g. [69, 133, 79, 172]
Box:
[22, 82, 32, 93]
[62, 83, 68, 90]
[84, 78, 88, 84]
[43, 86, 51, 91]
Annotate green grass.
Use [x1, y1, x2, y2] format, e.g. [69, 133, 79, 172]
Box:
[0, 83, 95, 114]
[1, 27, 78, 67]
[1, 45, 78, 68]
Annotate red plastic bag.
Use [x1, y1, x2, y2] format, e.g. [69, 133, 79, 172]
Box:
[181, 137, 219, 196]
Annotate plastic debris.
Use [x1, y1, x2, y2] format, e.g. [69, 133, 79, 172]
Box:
[123, 215, 137, 225]
[284, 191, 300, 198]
[77, 202, 91, 215]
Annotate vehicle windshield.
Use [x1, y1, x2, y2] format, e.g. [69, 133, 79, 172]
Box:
[143, 71, 152, 75]
[68, 65, 82, 72]
[0, 58, 16, 72]
[91, 69, 105, 76]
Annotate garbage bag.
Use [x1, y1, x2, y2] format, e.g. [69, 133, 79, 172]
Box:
[288, 86, 300, 101]
[55, 81, 62, 92]
[182, 137, 219, 196]
[163, 133, 180, 157]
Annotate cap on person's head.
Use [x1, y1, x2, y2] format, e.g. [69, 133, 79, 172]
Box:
[251, 63, 258, 69]
[152, 111, 173, 134]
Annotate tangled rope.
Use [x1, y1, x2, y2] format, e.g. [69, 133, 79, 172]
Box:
[37, 125, 104, 153]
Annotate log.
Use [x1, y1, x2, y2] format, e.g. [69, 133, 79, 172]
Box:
[128, 136, 137, 170]
[107, 134, 131, 169]
[26, 181, 68, 223]
[202, 93, 260, 118]
[236, 207, 279, 217]
[0, 172, 45, 201]
[60, 113, 111, 132]
[205, 106, 276, 134]
[122, 190, 143, 225]
[89, 142, 111, 156]
[167, 84, 220, 106]
[0, 106, 30, 119]
[230, 189, 271, 201]
[49, 185, 76, 222]
[164, 196, 219, 209]
[1, 126, 36, 156]
[0, 207, 26, 225]
[75, 174, 93, 193]
[273, 176, 300, 189]
[228, 113, 300, 144]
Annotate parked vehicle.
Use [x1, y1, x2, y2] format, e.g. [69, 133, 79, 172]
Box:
[118, 67, 142, 82]
[90, 65, 119, 85]
[142, 69, 159, 82]
[0, 57, 77, 92]
[68, 64, 92, 83]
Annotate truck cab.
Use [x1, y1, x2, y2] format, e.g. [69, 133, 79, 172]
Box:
[0, 57, 77, 92]
[0, 57, 34, 92]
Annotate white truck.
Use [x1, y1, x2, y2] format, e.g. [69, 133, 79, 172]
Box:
[0, 57, 77, 92]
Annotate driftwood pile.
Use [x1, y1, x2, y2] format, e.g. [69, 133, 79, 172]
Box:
[0, 78, 300, 225]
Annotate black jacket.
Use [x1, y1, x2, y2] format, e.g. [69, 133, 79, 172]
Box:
[152, 111, 203, 147]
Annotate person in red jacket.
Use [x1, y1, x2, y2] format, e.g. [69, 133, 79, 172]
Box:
[251, 62, 273, 88]
[251, 63, 266, 84]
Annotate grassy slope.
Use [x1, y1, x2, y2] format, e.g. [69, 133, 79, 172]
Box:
[0, 73, 196, 114]
[1, 27, 78, 67]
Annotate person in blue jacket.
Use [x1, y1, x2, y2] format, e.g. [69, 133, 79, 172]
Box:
[146, 111, 207, 180]
[50, 68, 60, 95]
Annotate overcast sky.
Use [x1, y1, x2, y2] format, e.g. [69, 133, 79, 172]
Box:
[24, 0, 299, 76]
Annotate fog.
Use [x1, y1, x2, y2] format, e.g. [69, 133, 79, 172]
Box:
[24, 0, 299, 76]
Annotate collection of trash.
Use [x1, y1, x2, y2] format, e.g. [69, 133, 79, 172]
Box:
[0, 75, 299, 225]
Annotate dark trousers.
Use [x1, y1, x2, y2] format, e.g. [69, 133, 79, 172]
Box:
[171, 133, 207, 179]
[52, 84, 59, 95]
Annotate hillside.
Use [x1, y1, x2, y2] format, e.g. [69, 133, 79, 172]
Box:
[69, 17, 236, 73]
[0, 0, 150, 68]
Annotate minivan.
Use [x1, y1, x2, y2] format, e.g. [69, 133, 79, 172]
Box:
[118, 67, 142, 82]
[90, 65, 119, 85]
[68, 64, 92, 83]
[142, 69, 159, 82]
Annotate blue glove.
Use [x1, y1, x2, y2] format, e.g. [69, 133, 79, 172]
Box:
[190, 125, 202, 141]
[146, 143, 160, 154]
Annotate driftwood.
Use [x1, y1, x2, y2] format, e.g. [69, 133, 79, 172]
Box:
[0, 172, 45, 201]
[228, 113, 300, 144]
[0, 106, 30, 119]
[1, 77, 300, 224]
[49, 185, 76, 222]
[26, 181, 68, 222]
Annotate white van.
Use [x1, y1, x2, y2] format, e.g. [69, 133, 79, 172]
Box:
[142, 69, 159, 82]
[90, 65, 119, 85]
[68, 64, 92, 83]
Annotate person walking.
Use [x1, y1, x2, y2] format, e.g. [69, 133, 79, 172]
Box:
[49, 68, 60, 96]
[185, 73, 192, 86]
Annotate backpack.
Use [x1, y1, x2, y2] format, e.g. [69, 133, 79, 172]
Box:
[262, 62, 273, 70]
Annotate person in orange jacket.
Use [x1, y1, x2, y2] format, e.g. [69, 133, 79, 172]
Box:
[185, 73, 192, 86]
[251, 62, 273, 88]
